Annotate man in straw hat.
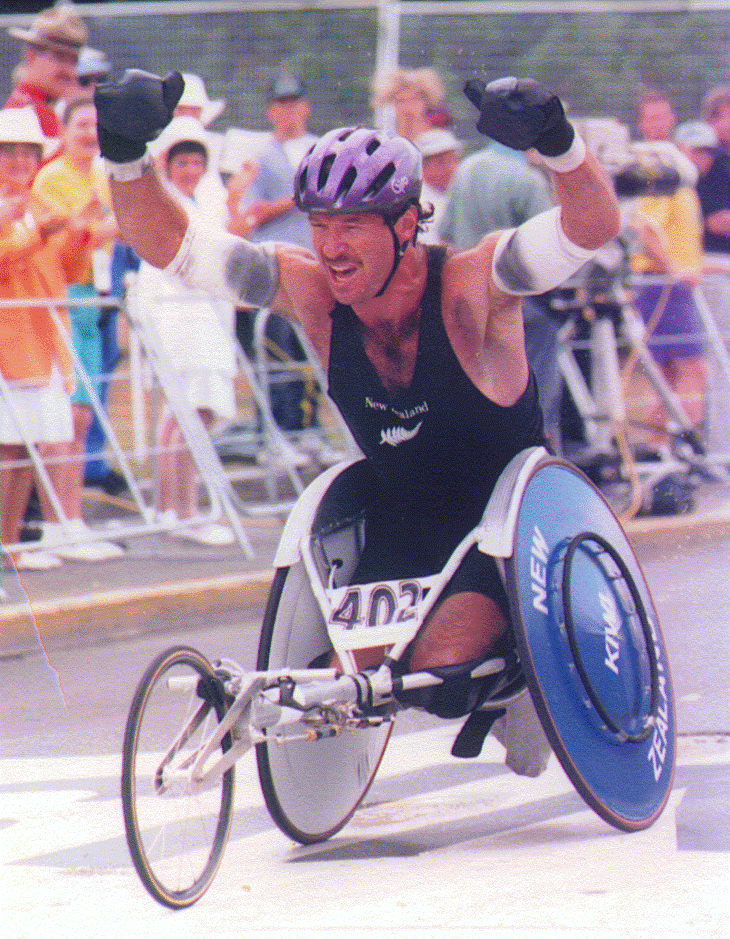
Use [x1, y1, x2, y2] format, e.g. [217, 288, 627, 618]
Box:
[5, 5, 88, 140]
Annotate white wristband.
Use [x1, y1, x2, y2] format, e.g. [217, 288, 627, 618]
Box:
[104, 150, 154, 183]
[539, 131, 587, 173]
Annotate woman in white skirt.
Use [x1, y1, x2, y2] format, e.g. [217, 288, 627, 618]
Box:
[0, 108, 92, 569]
[0, 371, 73, 570]
[136, 119, 236, 545]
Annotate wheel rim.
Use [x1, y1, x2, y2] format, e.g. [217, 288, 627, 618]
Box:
[122, 649, 234, 907]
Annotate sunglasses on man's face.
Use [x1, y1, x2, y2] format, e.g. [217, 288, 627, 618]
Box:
[78, 74, 108, 88]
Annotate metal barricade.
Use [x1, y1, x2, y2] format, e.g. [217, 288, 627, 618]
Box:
[0, 291, 299, 561]
[0, 275, 363, 567]
[124, 278, 358, 518]
[0, 294, 169, 560]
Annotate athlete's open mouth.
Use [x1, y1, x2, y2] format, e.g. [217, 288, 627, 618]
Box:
[326, 260, 359, 285]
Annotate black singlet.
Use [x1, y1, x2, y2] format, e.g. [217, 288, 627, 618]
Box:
[327, 245, 546, 582]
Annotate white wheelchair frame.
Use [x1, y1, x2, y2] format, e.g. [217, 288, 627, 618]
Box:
[121, 447, 673, 909]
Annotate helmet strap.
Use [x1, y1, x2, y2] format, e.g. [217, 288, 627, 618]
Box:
[374, 208, 411, 298]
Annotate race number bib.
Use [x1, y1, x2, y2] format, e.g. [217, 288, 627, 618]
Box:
[326, 575, 441, 651]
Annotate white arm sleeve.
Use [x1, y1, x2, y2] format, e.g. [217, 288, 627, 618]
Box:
[164, 218, 279, 309]
[492, 205, 597, 296]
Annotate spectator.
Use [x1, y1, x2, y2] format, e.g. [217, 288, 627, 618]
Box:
[5, 6, 87, 141]
[438, 141, 565, 452]
[681, 102, 730, 456]
[0, 108, 90, 570]
[172, 73, 228, 227]
[413, 128, 463, 244]
[137, 118, 236, 545]
[703, 85, 730, 153]
[698, 88, 730, 256]
[675, 120, 719, 176]
[32, 96, 123, 561]
[674, 119, 728, 255]
[74, 46, 112, 96]
[371, 67, 446, 140]
[636, 90, 677, 143]
[633, 90, 698, 188]
[229, 74, 315, 243]
[71, 44, 125, 494]
[703, 85, 730, 156]
[230, 73, 341, 466]
[175, 73, 225, 127]
[629, 94, 707, 447]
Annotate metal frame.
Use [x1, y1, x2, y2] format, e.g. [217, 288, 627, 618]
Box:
[556, 274, 730, 515]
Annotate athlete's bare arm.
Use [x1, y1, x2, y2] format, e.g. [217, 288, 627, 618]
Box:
[109, 168, 188, 269]
[95, 69, 333, 354]
[550, 150, 621, 251]
[109, 163, 335, 365]
[442, 236, 529, 407]
[441, 79, 620, 404]
[467, 148, 619, 309]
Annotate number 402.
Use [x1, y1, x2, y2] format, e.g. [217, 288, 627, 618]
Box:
[330, 582, 422, 630]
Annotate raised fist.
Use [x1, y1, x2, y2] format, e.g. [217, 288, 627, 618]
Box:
[464, 77, 574, 157]
[94, 69, 184, 162]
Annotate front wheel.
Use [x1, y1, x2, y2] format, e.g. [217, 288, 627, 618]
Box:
[121, 646, 235, 908]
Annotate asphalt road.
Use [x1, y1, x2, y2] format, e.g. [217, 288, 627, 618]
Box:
[2, 525, 729, 939]
[3, 521, 728, 763]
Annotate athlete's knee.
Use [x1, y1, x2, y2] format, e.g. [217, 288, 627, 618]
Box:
[408, 591, 509, 674]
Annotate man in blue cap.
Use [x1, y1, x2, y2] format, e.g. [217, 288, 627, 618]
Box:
[230, 73, 341, 465]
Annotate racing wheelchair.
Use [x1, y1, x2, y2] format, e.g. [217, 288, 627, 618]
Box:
[121, 447, 676, 908]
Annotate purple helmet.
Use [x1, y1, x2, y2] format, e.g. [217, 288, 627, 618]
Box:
[294, 126, 422, 217]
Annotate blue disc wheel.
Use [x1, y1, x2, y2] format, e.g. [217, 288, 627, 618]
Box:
[503, 456, 676, 831]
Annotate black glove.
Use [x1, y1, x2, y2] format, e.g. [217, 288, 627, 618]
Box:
[94, 69, 184, 162]
[613, 162, 681, 198]
[464, 77, 574, 157]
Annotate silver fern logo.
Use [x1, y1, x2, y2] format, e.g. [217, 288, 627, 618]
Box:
[380, 421, 423, 447]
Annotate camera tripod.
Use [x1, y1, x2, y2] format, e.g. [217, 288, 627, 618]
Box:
[555, 263, 729, 519]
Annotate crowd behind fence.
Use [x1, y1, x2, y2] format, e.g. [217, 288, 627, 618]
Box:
[0, 268, 728, 570]
[0, 1, 728, 572]
[0, 288, 359, 566]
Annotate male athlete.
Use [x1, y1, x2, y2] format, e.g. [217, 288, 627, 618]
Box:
[95, 71, 620, 723]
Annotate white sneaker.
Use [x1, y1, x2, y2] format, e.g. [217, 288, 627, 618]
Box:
[41, 520, 125, 562]
[156, 509, 179, 529]
[170, 523, 236, 547]
[41, 519, 91, 546]
[15, 549, 63, 571]
[55, 540, 126, 562]
[39, 521, 66, 549]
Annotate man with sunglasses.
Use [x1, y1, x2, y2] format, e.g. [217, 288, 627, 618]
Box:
[5, 7, 87, 141]
[76, 47, 113, 94]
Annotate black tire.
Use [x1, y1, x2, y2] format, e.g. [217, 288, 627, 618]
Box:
[121, 646, 235, 908]
[256, 565, 392, 844]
